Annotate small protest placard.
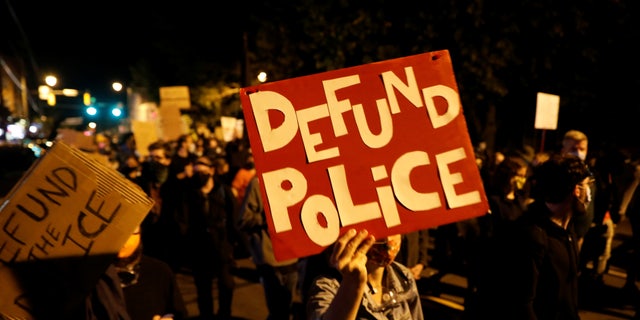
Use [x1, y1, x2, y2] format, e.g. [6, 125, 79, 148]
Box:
[240, 50, 489, 261]
[534, 92, 560, 130]
[0, 141, 154, 318]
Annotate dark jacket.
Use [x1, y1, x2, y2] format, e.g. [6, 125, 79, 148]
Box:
[122, 255, 187, 320]
[397, 229, 429, 269]
[482, 201, 580, 320]
[236, 176, 297, 267]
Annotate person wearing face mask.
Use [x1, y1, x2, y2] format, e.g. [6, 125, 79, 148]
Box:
[237, 175, 300, 320]
[479, 153, 593, 320]
[137, 140, 179, 272]
[467, 156, 530, 317]
[306, 229, 424, 320]
[561, 130, 618, 296]
[561, 130, 594, 250]
[180, 155, 238, 320]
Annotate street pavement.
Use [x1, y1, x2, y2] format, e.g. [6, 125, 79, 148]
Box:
[176, 217, 639, 320]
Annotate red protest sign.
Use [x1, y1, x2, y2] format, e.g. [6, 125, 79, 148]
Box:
[240, 50, 489, 261]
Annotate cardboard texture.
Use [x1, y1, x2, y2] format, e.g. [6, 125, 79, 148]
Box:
[0, 141, 154, 319]
[240, 50, 489, 261]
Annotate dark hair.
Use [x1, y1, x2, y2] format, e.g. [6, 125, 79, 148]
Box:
[490, 157, 525, 196]
[147, 140, 171, 154]
[530, 153, 593, 204]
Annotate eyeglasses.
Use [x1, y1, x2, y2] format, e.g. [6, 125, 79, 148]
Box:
[371, 239, 399, 251]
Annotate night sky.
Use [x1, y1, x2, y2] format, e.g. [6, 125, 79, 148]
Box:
[4, 0, 640, 151]
[5, 0, 245, 99]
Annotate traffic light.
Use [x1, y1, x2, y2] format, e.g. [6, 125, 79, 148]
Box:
[86, 106, 97, 116]
[47, 92, 56, 106]
[111, 107, 122, 118]
[83, 92, 91, 106]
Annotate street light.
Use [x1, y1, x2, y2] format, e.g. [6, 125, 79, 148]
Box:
[257, 71, 268, 83]
[45, 75, 57, 87]
[112, 82, 123, 92]
[38, 74, 82, 106]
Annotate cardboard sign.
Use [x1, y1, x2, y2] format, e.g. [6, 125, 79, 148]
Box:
[240, 50, 489, 261]
[0, 141, 154, 318]
[534, 92, 560, 130]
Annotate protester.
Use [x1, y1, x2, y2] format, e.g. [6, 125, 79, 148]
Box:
[620, 159, 640, 312]
[181, 155, 237, 320]
[561, 130, 595, 250]
[118, 154, 142, 183]
[465, 156, 529, 318]
[561, 130, 617, 292]
[116, 226, 188, 320]
[231, 154, 256, 205]
[478, 153, 592, 319]
[159, 134, 197, 273]
[137, 140, 181, 270]
[237, 176, 299, 320]
[306, 229, 424, 320]
[396, 230, 430, 280]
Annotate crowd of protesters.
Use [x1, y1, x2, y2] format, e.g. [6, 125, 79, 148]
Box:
[2, 127, 640, 320]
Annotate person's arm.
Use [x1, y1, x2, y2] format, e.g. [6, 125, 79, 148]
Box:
[176, 163, 193, 180]
[409, 229, 429, 279]
[307, 229, 374, 320]
[236, 177, 263, 232]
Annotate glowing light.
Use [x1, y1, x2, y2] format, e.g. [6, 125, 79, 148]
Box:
[62, 89, 79, 97]
[45, 75, 57, 87]
[257, 71, 268, 83]
[111, 108, 122, 117]
[38, 85, 51, 100]
[86, 106, 97, 116]
[112, 82, 123, 92]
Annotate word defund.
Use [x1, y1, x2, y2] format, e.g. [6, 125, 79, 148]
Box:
[0, 166, 122, 264]
[248, 66, 482, 246]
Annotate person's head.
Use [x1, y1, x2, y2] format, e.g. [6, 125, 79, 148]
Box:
[123, 155, 140, 169]
[192, 156, 215, 187]
[118, 225, 141, 259]
[243, 154, 255, 170]
[366, 234, 402, 268]
[532, 151, 550, 167]
[213, 156, 230, 176]
[208, 137, 220, 149]
[147, 140, 172, 166]
[177, 134, 195, 153]
[562, 130, 589, 161]
[491, 156, 528, 196]
[531, 153, 593, 212]
[116, 226, 142, 287]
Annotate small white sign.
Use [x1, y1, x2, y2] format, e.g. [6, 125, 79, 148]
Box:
[534, 92, 560, 130]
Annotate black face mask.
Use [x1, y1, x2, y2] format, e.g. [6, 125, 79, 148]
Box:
[194, 171, 212, 188]
[148, 161, 169, 185]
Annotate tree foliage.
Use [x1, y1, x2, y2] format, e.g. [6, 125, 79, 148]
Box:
[136, 0, 637, 150]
